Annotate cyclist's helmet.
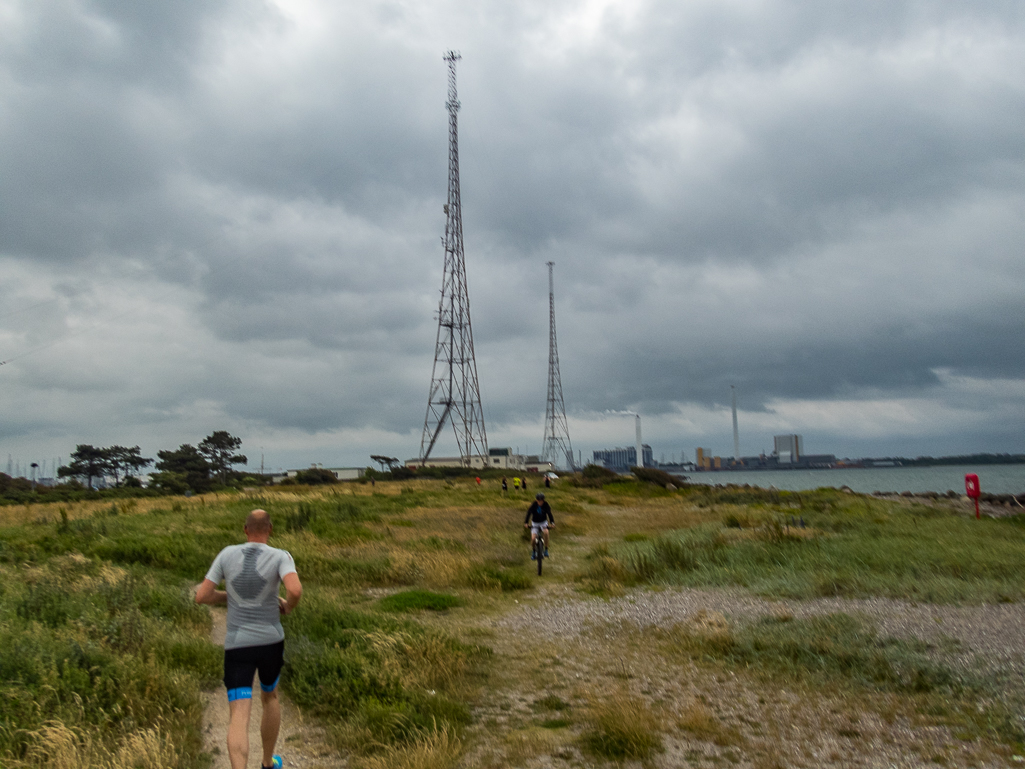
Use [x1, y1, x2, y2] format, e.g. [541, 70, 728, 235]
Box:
[536, 493, 545, 500]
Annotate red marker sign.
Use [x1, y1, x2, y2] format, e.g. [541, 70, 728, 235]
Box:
[965, 473, 981, 519]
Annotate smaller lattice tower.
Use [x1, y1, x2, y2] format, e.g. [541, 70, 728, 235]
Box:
[419, 51, 488, 465]
[541, 261, 574, 470]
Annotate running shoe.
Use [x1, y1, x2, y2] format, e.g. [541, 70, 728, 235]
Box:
[544, 550, 549, 558]
[262, 757, 283, 769]
[530, 551, 536, 560]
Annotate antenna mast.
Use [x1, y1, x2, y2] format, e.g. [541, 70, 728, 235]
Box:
[420, 51, 488, 466]
[541, 261, 574, 471]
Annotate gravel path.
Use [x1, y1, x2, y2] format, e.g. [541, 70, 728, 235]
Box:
[497, 585, 1025, 686]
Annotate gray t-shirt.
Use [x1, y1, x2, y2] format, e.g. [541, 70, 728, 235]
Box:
[205, 542, 297, 650]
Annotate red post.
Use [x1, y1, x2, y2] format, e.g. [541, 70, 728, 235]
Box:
[965, 473, 981, 519]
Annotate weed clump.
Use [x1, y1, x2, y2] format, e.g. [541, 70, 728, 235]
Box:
[582, 692, 663, 759]
[577, 547, 628, 596]
[677, 699, 743, 746]
[351, 722, 462, 769]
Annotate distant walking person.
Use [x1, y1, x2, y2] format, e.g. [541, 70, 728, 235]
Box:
[513, 477, 521, 491]
[196, 509, 303, 769]
[501, 477, 508, 495]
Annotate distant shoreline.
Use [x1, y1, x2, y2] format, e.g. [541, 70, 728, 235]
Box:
[661, 453, 1025, 473]
[671, 463, 1025, 495]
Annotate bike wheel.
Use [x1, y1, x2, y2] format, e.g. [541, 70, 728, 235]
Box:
[536, 539, 543, 575]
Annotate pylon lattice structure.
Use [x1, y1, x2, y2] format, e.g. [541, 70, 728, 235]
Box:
[541, 261, 574, 471]
[419, 51, 488, 466]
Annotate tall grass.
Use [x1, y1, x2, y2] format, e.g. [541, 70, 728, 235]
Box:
[280, 593, 486, 755]
[587, 489, 1025, 602]
[0, 558, 217, 767]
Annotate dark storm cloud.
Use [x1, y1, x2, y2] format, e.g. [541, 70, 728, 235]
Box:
[1, 0, 1023, 466]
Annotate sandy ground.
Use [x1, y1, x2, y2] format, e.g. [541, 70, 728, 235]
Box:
[201, 608, 345, 769]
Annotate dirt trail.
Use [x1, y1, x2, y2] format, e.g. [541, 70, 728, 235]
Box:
[200, 582, 1025, 768]
[459, 584, 1025, 769]
[201, 608, 345, 769]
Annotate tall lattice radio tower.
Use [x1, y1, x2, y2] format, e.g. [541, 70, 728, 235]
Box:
[419, 51, 488, 465]
[541, 261, 574, 470]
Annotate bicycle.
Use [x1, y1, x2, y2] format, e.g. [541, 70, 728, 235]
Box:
[533, 527, 545, 575]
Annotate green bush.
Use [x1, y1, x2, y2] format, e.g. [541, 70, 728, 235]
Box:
[631, 466, 684, 487]
[571, 464, 624, 488]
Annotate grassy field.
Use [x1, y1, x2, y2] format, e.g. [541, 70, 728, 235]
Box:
[0, 478, 1023, 767]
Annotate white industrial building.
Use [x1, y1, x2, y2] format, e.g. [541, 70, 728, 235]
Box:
[405, 447, 553, 473]
[773, 434, 803, 464]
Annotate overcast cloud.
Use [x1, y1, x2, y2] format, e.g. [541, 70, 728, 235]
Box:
[1, 0, 1023, 474]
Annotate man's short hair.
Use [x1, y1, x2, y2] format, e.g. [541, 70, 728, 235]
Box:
[245, 509, 272, 532]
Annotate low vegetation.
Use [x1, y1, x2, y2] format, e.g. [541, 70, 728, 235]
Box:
[0, 475, 1022, 767]
[584, 486, 1025, 603]
[378, 589, 465, 612]
[659, 609, 1025, 747]
[0, 556, 217, 767]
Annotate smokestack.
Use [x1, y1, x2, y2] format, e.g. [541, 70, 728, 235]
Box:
[635, 414, 643, 468]
[731, 385, 740, 461]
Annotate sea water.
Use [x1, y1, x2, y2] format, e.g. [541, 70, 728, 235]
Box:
[677, 464, 1025, 495]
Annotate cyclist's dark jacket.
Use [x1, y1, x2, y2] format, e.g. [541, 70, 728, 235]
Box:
[524, 501, 554, 525]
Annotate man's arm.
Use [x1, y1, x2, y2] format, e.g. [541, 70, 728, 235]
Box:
[194, 578, 227, 605]
[279, 571, 303, 615]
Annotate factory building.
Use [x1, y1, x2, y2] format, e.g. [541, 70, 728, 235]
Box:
[774, 434, 803, 464]
[592, 445, 653, 472]
[404, 448, 552, 473]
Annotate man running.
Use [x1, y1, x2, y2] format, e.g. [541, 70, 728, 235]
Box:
[196, 509, 302, 769]
[524, 492, 554, 559]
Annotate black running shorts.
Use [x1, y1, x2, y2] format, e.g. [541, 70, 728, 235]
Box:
[223, 640, 285, 701]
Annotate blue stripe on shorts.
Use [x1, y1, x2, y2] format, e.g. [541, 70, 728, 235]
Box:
[227, 686, 252, 701]
[261, 675, 280, 693]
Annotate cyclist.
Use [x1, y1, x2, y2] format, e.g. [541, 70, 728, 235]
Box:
[524, 492, 554, 559]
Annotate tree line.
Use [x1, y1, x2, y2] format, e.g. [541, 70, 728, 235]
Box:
[56, 431, 248, 493]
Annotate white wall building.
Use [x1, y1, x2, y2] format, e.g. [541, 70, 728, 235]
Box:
[773, 434, 803, 464]
[405, 448, 553, 473]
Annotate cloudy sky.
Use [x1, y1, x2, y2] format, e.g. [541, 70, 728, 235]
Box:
[1, 0, 1023, 475]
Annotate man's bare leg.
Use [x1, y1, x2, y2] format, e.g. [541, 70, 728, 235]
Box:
[227, 699, 253, 769]
[543, 529, 550, 549]
[261, 689, 281, 767]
